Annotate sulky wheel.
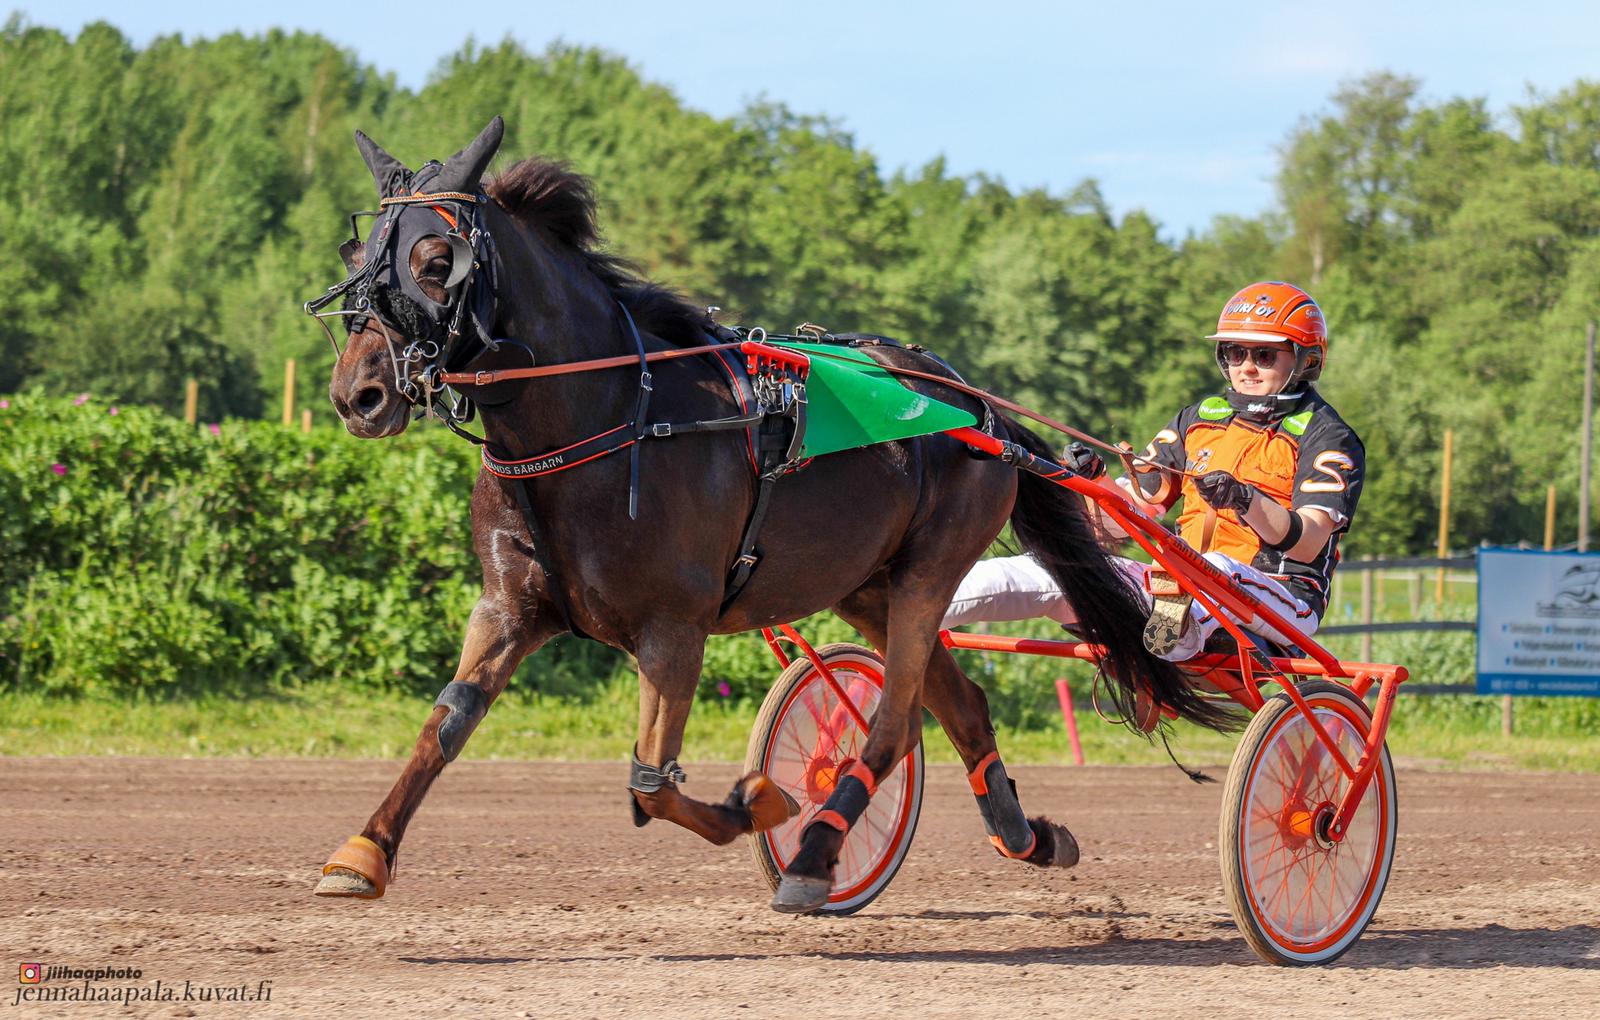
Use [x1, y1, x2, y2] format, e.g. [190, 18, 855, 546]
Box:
[1219, 679, 1398, 965]
[745, 643, 923, 915]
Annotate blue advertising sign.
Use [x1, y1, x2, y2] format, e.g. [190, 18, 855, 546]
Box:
[1476, 547, 1600, 696]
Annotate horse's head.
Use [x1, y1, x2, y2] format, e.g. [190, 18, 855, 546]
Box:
[311, 117, 506, 438]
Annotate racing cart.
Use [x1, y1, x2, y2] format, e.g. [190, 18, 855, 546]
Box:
[745, 420, 1404, 966]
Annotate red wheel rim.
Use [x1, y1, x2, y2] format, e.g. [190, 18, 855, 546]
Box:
[1239, 695, 1393, 957]
[759, 657, 918, 905]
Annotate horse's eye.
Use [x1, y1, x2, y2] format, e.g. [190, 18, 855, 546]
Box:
[410, 237, 453, 285]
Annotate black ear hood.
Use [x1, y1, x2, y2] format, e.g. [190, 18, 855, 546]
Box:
[355, 130, 412, 197]
[434, 116, 504, 193]
[355, 116, 503, 197]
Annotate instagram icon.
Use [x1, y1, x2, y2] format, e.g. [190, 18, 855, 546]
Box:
[18, 963, 42, 984]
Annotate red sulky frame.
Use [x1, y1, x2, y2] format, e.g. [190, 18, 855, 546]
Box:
[762, 422, 1406, 846]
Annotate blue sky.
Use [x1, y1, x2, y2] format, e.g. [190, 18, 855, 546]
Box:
[26, 1, 1600, 238]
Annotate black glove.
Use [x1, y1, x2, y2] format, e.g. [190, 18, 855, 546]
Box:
[1194, 470, 1258, 514]
[1062, 441, 1106, 480]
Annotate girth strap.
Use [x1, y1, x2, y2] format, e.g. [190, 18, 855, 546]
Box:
[619, 302, 651, 521]
[722, 473, 779, 614]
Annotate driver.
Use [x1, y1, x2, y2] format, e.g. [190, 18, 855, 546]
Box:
[945, 281, 1365, 688]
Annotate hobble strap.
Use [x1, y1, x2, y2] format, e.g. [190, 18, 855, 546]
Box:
[629, 746, 687, 793]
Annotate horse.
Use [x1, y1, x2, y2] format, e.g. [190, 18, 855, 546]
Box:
[311, 117, 1232, 911]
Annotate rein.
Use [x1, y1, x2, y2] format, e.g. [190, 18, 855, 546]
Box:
[438, 340, 1198, 484]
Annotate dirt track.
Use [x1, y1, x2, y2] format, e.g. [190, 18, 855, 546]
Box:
[2, 757, 1597, 1019]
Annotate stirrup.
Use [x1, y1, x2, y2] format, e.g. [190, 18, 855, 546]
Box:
[1142, 570, 1195, 658]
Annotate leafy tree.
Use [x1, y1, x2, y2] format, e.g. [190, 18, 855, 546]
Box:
[1276, 72, 1420, 284]
[1517, 80, 1600, 173]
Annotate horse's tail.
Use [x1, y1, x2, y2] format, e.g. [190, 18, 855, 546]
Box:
[1000, 416, 1239, 733]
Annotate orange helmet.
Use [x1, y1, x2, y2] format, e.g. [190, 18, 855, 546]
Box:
[1206, 281, 1328, 386]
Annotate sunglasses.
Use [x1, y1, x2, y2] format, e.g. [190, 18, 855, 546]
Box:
[1218, 343, 1289, 369]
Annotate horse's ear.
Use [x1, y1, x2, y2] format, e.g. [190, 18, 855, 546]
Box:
[354, 130, 411, 198]
[436, 116, 505, 193]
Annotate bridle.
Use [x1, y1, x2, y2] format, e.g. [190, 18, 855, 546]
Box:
[303, 176, 530, 425]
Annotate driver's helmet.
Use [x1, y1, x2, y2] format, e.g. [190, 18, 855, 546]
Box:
[1205, 281, 1327, 387]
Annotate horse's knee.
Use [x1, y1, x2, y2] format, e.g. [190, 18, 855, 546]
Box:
[969, 752, 1037, 859]
[434, 681, 489, 762]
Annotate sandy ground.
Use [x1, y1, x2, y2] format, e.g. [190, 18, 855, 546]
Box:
[2, 757, 1598, 1019]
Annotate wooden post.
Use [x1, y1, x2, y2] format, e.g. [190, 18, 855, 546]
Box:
[1436, 428, 1453, 604]
[1544, 485, 1557, 552]
[300, 408, 312, 434]
[1581, 321, 1594, 553]
[282, 358, 296, 427]
[183, 379, 198, 426]
[1360, 561, 1374, 663]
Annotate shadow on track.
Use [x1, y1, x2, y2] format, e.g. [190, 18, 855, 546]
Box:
[398, 923, 1600, 971]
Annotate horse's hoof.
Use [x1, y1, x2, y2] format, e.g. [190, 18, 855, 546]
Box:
[770, 873, 832, 914]
[1025, 816, 1080, 869]
[314, 867, 380, 898]
[738, 772, 801, 832]
[314, 835, 389, 899]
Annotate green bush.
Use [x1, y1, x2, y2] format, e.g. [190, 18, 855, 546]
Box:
[0, 392, 487, 695]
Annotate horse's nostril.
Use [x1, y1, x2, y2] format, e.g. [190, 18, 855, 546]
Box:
[353, 387, 386, 416]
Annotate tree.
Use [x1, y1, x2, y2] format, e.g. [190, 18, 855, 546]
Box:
[1276, 72, 1421, 284]
[1517, 80, 1600, 173]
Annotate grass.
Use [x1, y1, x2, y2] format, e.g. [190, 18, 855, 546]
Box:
[5, 565, 1590, 772]
[2, 677, 1594, 774]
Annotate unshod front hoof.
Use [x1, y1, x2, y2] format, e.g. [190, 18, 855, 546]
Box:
[770, 873, 832, 914]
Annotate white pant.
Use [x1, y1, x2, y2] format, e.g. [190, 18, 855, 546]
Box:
[942, 553, 1320, 660]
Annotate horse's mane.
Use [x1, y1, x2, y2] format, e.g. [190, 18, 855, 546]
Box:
[486, 158, 708, 347]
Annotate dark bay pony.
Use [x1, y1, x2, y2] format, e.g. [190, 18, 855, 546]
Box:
[313, 117, 1230, 911]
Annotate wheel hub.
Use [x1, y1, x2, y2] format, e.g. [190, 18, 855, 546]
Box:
[1282, 800, 1337, 851]
[803, 755, 853, 806]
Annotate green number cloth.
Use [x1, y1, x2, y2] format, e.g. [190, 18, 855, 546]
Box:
[769, 341, 978, 459]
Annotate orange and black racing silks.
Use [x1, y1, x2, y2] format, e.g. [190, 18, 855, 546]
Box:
[1131, 387, 1365, 617]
